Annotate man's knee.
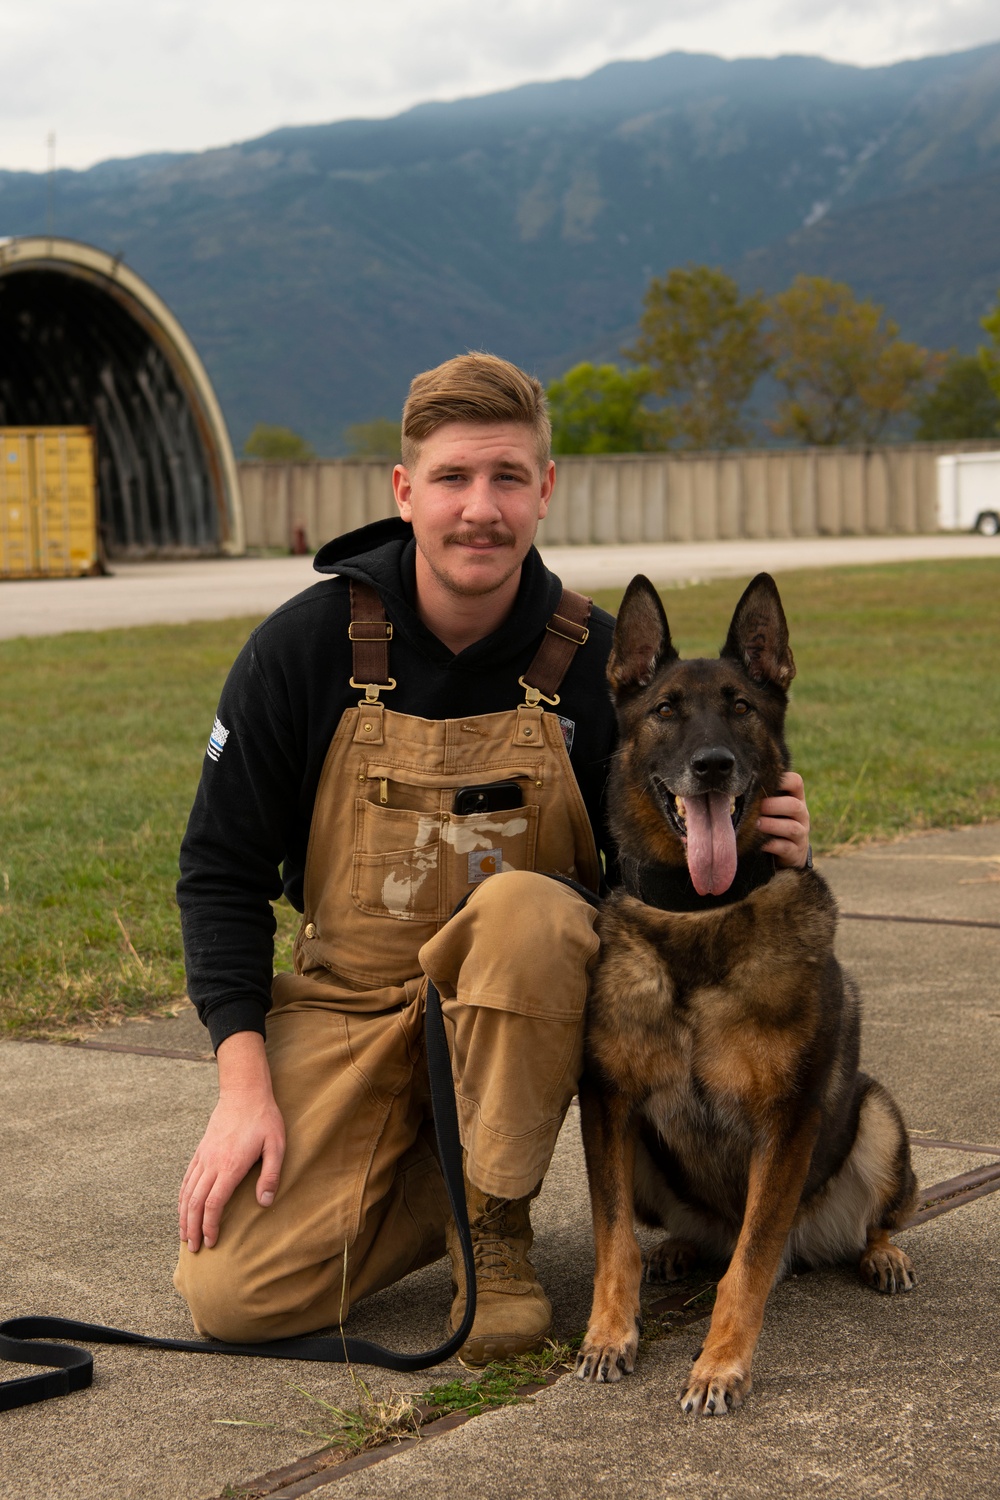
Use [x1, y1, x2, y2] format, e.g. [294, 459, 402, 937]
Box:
[421, 870, 599, 1021]
[467, 869, 595, 937]
[174, 1245, 292, 1343]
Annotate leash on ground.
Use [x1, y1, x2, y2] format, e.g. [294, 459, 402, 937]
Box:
[0, 876, 601, 1412]
[0, 979, 476, 1411]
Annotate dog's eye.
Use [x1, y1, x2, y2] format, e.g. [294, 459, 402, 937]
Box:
[733, 699, 751, 716]
[655, 702, 675, 718]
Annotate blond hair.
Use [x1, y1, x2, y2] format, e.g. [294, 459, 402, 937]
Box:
[401, 352, 551, 470]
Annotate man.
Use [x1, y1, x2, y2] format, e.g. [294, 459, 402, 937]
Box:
[175, 353, 810, 1365]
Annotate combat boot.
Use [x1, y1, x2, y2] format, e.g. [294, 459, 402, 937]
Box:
[445, 1173, 552, 1366]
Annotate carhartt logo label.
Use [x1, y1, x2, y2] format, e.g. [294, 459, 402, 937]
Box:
[207, 717, 230, 763]
[468, 849, 502, 884]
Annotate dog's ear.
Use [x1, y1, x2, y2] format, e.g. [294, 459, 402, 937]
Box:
[608, 575, 679, 695]
[721, 573, 796, 691]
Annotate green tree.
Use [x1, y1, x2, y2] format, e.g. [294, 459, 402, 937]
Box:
[979, 292, 1000, 403]
[768, 276, 938, 445]
[913, 354, 1000, 440]
[546, 362, 670, 454]
[626, 265, 769, 449]
[243, 423, 315, 461]
[344, 418, 402, 459]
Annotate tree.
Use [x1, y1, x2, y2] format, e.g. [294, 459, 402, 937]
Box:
[546, 362, 670, 454]
[979, 292, 1000, 404]
[344, 418, 401, 460]
[244, 424, 315, 461]
[913, 355, 1000, 440]
[768, 276, 937, 445]
[626, 265, 769, 449]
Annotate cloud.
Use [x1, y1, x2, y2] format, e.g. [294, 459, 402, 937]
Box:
[0, 0, 997, 172]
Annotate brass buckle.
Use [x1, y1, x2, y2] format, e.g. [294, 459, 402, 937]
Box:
[546, 616, 589, 645]
[518, 676, 560, 708]
[349, 678, 397, 703]
[348, 622, 393, 641]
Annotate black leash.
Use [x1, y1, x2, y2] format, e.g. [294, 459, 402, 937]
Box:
[0, 979, 477, 1412]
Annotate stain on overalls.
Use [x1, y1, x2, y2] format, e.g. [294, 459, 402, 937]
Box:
[175, 589, 602, 1344]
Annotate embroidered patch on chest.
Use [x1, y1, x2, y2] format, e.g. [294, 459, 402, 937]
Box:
[557, 716, 576, 754]
[468, 849, 502, 883]
[206, 716, 230, 762]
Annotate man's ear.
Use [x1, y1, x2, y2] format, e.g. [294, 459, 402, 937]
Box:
[392, 464, 413, 522]
[537, 458, 555, 520]
[720, 573, 796, 691]
[608, 575, 679, 696]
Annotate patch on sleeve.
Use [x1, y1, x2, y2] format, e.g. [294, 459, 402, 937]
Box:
[557, 715, 576, 754]
[206, 716, 230, 763]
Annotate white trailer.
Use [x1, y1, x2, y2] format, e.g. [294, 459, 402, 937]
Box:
[937, 452, 1000, 535]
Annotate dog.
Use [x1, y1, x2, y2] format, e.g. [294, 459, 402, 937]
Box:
[575, 572, 917, 1414]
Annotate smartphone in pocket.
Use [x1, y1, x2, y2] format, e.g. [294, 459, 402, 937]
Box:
[452, 780, 524, 815]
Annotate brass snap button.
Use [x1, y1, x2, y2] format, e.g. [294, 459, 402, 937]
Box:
[304, 922, 317, 939]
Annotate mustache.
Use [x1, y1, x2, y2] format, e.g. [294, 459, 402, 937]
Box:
[445, 528, 516, 548]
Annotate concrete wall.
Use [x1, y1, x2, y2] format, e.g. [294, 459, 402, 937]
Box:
[237, 440, 1000, 552]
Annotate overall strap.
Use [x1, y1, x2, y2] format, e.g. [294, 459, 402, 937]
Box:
[519, 588, 592, 707]
[349, 581, 395, 701]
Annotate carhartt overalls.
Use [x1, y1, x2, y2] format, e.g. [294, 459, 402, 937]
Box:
[176, 586, 602, 1344]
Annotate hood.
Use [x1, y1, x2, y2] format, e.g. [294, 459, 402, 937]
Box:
[313, 517, 564, 669]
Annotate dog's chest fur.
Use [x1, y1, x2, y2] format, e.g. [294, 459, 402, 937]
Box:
[586, 872, 838, 1134]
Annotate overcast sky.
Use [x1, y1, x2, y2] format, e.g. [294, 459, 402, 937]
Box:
[2, 0, 998, 174]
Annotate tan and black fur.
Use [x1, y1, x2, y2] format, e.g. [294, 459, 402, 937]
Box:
[575, 573, 917, 1413]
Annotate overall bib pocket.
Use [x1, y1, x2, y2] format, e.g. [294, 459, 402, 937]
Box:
[350, 768, 541, 924]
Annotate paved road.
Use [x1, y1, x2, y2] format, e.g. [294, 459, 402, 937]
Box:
[1, 532, 997, 639]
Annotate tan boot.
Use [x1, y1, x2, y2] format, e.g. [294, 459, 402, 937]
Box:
[445, 1174, 552, 1367]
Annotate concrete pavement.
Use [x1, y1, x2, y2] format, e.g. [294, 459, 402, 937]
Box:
[1, 532, 998, 639]
[1, 823, 998, 1499]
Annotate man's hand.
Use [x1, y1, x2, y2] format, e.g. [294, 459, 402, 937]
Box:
[758, 771, 811, 869]
[178, 1031, 285, 1253]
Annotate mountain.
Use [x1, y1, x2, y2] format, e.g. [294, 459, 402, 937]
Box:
[2, 43, 1000, 452]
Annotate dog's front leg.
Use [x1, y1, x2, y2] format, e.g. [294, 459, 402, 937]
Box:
[681, 1114, 819, 1415]
[575, 1078, 643, 1383]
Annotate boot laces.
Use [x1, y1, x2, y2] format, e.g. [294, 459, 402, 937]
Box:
[470, 1196, 525, 1281]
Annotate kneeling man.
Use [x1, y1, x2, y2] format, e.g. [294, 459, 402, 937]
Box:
[174, 353, 811, 1364]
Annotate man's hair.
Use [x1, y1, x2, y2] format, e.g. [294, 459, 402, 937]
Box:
[401, 352, 551, 470]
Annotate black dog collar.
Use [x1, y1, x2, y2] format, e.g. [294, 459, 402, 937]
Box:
[621, 847, 778, 913]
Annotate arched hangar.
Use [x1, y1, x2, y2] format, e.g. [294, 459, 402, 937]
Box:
[0, 236, 244, 556]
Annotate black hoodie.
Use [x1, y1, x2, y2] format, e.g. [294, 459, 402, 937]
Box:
[177, 518, 618, 1051]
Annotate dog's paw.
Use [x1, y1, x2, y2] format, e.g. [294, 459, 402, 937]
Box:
[644, 1236, 699, 1283]
[680, 1357, 751, 1416]
[860, 1241, 916, 1294]
[575, 1323, 639, 1384]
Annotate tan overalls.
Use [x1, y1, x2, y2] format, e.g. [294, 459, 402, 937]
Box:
[175, 586, 602, 1344]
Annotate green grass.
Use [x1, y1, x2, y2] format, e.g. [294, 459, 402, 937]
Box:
[0, 616, 301, 1036]
[1, 558, 997, 1036]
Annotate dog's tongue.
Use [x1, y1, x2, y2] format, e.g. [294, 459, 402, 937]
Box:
[683, 791, 738, 896]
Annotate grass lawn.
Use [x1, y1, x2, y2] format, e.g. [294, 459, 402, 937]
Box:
[1, 558, 997, 1037]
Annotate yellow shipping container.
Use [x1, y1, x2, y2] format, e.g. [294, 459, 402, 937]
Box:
[0, 427, 98, 579]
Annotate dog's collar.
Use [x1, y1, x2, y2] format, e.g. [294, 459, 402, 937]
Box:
[621, 848, 778, 912]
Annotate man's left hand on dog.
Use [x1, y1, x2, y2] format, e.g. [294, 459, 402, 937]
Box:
[757, 769, 811, 867]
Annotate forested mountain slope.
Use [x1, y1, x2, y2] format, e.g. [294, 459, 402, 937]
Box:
[3, 43, 999, 450]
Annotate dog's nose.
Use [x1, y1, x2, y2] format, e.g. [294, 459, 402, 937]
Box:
[691, 746, 736, 780]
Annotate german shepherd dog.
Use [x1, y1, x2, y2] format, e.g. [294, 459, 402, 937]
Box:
[575, 573, 917, 1413]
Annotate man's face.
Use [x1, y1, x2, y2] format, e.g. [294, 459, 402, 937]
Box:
[392, 422, 554, 600]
